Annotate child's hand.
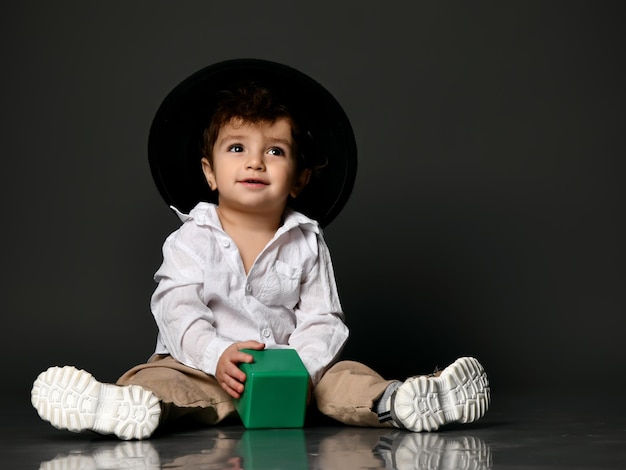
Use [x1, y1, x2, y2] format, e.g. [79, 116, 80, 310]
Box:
[216, 341, 265, 399]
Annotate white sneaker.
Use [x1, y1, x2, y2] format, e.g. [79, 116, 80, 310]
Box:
[31, 366, 161, 440]
[391, 357, 490, 432]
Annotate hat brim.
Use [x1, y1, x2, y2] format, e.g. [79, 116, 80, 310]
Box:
[148, 58, 357, 228]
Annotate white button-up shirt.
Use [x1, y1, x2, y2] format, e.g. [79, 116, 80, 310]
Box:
[150, 202, 349, 385]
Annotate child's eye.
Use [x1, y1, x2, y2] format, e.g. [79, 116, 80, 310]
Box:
[268, 147, 285, 156]
[228, 144, 244, 153]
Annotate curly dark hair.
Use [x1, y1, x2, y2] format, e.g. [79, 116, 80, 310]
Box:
[201, 81, 320, 175]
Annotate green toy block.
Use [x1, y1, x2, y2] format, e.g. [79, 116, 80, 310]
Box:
[234, 349, 309, 429]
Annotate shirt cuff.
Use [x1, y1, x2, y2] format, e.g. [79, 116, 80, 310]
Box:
[202, 337, 235, 376]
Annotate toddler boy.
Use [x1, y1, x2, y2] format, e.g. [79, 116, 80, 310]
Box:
[32, 59, 489, 440]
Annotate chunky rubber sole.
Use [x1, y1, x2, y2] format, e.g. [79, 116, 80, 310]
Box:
[31, 366, 161, 440]
[392, 357, 490, 432]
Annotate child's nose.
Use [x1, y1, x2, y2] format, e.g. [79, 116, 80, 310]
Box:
[246, 152, 266, 170]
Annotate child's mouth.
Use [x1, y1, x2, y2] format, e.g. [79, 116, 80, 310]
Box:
[240, 179, 268, 186]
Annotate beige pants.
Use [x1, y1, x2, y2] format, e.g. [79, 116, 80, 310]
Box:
[117, 355, 394, 428]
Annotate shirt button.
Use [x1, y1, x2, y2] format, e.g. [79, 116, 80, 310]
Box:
[222, 240, 230, 248]
[245, 284, 251, 293]
[262, 329, 271, 338]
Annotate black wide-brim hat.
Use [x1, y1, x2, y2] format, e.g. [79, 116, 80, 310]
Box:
[148, 58, 357, 227]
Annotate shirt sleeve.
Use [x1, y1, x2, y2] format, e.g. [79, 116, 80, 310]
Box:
[150, 226, 233, 376]
[288, 233, 349, 385]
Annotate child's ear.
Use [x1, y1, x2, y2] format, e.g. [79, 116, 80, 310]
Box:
[290, 169, 311, 198]
[201, 158, 217, 190]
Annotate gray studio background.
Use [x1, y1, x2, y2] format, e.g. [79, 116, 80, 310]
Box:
[2, 2, 624, 402]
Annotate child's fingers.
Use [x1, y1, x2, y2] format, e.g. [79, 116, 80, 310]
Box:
[226, 349, 253, 366]
[226, 388, 241, 399]
[232, 341, 265, 364]
[218, 366, 245, 396]
[236, 340, 266, 351]
[221, 379, 243, 399]
[216, 341, 267, 398]
[227, 362, 247, 383]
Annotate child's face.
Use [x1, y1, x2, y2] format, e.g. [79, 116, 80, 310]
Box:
[202, 117, 310, 217]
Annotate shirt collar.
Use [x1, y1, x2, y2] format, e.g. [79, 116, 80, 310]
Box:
[170, 203, 320, 235]
[280, 207, 320, 235]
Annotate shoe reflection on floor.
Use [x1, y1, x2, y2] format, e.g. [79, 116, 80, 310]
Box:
[37, 427, 492, 470]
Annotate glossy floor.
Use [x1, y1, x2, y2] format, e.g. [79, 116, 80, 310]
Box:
[3, 390, 625, 469]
